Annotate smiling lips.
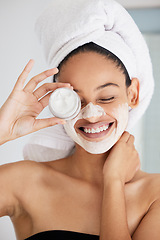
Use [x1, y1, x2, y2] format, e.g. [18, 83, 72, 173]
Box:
[78, 122, 114, 139]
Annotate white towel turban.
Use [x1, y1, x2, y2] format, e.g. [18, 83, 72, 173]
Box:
[23, 0, 154, 162]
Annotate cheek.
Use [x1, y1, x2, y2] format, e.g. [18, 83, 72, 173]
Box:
[102, 103, 117, 114]
[112, 103, 129, 128]
[102, 93, 129, 117]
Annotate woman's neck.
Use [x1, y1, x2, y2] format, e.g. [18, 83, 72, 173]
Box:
[68, 144, 110, 186]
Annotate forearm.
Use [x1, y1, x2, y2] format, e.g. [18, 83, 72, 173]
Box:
[99, 178, 131, 240]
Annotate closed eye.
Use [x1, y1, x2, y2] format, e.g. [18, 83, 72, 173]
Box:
[99, 97, 115, 102]
[80, 97, 115, 107]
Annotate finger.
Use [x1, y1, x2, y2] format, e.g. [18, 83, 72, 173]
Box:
[33, 118, 66, 132]
[33, 82, 72, 100]
[118, 131, 130, 143]
[23, 68, 59, 93]
[14, 59, 34, 90]
[38, 91, 53, 108]
[127, 134, 135, 145]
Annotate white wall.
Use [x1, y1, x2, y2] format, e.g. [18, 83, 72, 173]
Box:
[118, 0, 160, 8]
[142, 34, 160, 173]
[0, 1, 52, 239]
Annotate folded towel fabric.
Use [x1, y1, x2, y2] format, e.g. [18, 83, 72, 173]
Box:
[23, 0, 154, 162]
[23, 124, 75, 162]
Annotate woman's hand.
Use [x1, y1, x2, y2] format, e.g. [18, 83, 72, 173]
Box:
[103, 132, 140, 184]
[0, 59, 72, 144]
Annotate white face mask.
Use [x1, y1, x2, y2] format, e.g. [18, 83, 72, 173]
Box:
[64, 102, 129, 154]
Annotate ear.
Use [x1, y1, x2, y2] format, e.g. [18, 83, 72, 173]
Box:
[127, 78, 139, 109]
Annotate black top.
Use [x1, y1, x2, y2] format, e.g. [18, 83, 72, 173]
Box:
[24, 230, 99, 240]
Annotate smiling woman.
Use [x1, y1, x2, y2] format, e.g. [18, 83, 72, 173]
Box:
[55, 47, 139, 154]
[0, 1, 160, 240]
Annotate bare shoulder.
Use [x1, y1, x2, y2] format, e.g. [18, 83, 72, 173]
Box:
[132, 171, 160, 239]
[0, 162, 37, 216]
[133, 170, 160, 200]
[0, 159, 47, 183]
[145, 171, 160, 199]
[0, 160, 47, 217]
[0, 160, 45, 182]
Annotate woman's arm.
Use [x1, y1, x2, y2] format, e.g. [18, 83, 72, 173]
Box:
[0, 60, 73, 218]
[100, 178, 130, 240]
[0, 59, 72, 145]
[100, 132, 140, 240]
[0, 163, 17, 217]
[0, 161, 28, 217]
[0, 160, 43, 218]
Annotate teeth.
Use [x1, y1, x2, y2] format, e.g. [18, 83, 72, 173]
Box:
[83, 125, 109, 134]
[95, 128, 100, 133]
[103, 126, 107, 130]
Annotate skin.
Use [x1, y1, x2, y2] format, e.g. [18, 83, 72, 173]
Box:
[0, 53, 160, 240]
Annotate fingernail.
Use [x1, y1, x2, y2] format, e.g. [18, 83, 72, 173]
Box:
[54, 68, 59, 73]
[50, 67, 59, 73]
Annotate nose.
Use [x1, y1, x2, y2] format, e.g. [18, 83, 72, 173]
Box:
[82, 102, 106, 121]
[85, 116, 101, 123]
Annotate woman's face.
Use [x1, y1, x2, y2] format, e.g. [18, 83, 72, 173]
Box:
[57, 51, 138, 154]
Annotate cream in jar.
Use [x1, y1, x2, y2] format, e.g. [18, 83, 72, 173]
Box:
[49, 87, 81, 120]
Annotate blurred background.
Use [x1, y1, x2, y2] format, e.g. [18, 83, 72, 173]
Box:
[0, 0, 160, 239]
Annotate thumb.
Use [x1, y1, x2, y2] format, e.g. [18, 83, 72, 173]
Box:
[33, 118, 66, 132]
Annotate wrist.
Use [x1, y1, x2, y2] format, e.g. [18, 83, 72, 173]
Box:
[0, 136, 9, 145]
[0, 116, 10, 145]
[103, 173, 125, 186]
[0, 129, 10, 145]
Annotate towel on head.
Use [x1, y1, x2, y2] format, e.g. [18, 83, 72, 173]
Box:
[23, 124, 75, 162]
[35, 0, 154, 130]
[23, 0, 154, 162]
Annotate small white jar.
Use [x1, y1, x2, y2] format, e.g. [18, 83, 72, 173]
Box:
[49, 87, 81, 120]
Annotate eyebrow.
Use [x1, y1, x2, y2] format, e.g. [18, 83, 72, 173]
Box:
[74, 82, 119, 93]
[95, 82, 119, 91]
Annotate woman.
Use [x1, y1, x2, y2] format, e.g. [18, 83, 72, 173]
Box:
[0, 1, 159, 240]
